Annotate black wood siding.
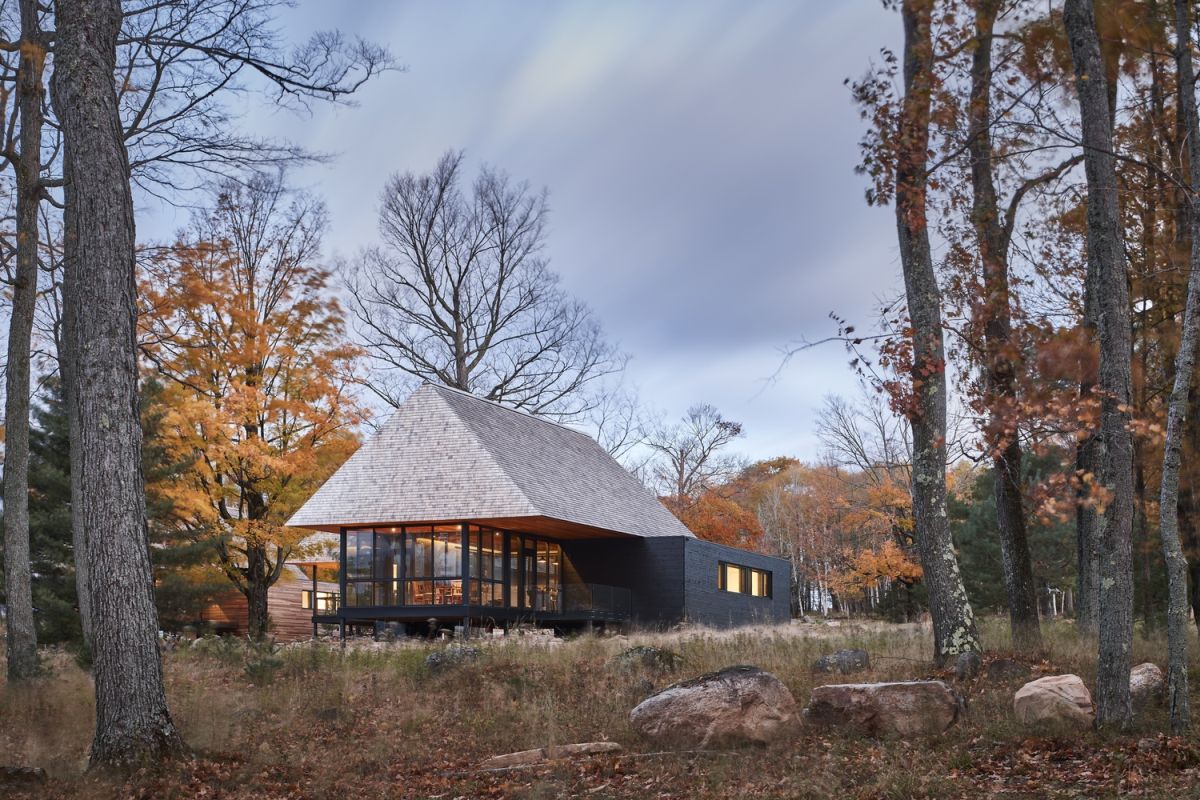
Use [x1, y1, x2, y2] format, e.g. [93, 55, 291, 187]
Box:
[682, 539, 791, 626]
[562, 536, 791, 628]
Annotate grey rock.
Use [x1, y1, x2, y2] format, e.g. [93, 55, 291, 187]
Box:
[425, 644, 482, 672]
[954, 651, 982, 681]
[1130, 663, 1164, 710]
[803, 680, 961, 737]
[812, 648, 870, 675]
[630, 665, 796, 747]
[611, 645, 682, 674]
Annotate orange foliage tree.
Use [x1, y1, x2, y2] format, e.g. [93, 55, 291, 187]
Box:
[139, 174, 365, 639]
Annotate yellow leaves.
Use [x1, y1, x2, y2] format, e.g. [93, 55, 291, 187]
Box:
[138, 218, 367, 548]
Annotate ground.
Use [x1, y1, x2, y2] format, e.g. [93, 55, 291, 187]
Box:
[2, 618, 1200, 799]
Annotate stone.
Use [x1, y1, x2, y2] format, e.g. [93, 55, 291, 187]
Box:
[1130, 663, 1164, 709]
[986, 658, 1032, 683]
[424, 644, 482, 673]
[610, 645, 682, 674]
[481, 741, 622, 770]
[811, 648, 870, 675]
[629, 665, 796, 747]
[1013, 674, 1093, 729]
[802, 681, 961, 737]
[954, 651, 982, 681]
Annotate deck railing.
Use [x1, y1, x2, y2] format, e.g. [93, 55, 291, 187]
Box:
[562, 583, 633, 619]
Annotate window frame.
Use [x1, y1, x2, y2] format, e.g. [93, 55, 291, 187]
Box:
[717, 561, 772, 598]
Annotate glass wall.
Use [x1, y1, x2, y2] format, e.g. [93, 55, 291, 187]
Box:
[342, 524, 564, 612]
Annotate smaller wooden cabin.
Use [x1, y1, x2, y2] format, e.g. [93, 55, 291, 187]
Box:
[200, 563, 339, 642]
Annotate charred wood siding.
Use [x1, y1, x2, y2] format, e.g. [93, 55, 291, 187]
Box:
[562, 536, 790, 628]
[682, 539, 791, 626]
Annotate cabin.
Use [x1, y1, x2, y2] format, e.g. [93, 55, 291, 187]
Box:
[285, 383, 791, 636]
[199, 563, 340, 641]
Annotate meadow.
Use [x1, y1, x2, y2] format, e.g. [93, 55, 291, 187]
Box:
[2, 618, 1199, 799]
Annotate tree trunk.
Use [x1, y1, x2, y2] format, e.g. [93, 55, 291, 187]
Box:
[246, 579, 269, 641]
[56, 244, 93, 653]
[1064, 0, 1135, 731]
[895, 0, 980, 666]
[1157, 0, 1197, 733]
[2, 0, 46, 682]
[51, 0, 184, 767]
[967, 0, 1042, 652]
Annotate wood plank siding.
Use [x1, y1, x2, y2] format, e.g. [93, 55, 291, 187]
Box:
[200, 565, 338, 642]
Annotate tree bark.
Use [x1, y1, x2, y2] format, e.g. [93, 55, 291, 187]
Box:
[1157, 0, 1197, 733]
[896, 0, 981, 666]
[51, 0, 184, 767]
[1064, 0, 1135, 731]
[2, 0, 46, 681]
[967, 0, 1042, 652]
[56, 196, 94, 653]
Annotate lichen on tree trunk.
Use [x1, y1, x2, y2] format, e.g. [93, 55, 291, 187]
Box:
[1063, 0, 1135, 731]
[895, 0, 980, 666]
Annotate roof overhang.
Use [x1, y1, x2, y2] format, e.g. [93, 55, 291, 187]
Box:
[287, 514, 640, 541]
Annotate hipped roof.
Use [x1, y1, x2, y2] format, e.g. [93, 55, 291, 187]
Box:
[286, 383, 694, 540]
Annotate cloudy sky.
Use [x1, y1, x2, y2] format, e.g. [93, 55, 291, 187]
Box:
[145, 1, 903, 463]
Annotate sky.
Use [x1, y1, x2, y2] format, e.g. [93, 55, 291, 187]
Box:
[143, 1, 903, 463]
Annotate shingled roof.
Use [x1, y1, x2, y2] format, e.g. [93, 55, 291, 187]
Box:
[286, 383, 695, 539]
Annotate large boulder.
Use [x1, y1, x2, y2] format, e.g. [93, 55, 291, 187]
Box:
[802, 681, 960, 737]
[1130, 663, 1164, 709]
[629, 665, 796, 747]
[1013, 674, 1093, 729]
[811, 648, 870, 675]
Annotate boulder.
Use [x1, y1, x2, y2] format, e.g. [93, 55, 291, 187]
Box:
[629, 665, 796, 747]
[811, 648, 870, 675]
[1130, 663, 1164, 709]
[424, 644, 482, 673]
[481, 741, 622, 770]
[986, 658, 1032, 683]
[802, 681, 960, 737]
[1013, 674, 1093, 729]
[610, 645, 682, 674]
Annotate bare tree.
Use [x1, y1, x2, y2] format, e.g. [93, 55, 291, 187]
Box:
[1157, 0, 1196, 734]
[1064, 0, 1134, 731]
[646, 404, 743, 508]
[2, 0, 46, 681]
[347, 150, 626, 419]
[0, 0, 393, 667]
[815, 391, 911, 488]
[964, 0, 1042, 652]
[51, 0, 185, 766]
[893, 0, 980, 666]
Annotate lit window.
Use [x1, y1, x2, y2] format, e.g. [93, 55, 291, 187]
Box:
[718, 561, 770, 598]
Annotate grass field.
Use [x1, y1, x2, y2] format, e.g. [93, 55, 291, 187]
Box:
[2, 617, 1199, 799]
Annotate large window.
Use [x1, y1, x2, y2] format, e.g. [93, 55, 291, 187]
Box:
[404, 525, 464, 605]
[341, 524, 564, 612]
[469, 528, 506, 607]
[718, 562, 771, 598]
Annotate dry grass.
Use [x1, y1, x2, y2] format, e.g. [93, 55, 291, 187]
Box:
[1, 617, 1199, 799]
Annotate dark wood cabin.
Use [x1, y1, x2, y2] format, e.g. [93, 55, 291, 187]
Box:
[286, 383, 792, 636]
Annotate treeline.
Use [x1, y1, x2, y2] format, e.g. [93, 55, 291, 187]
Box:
[833, 0, 1200, 733]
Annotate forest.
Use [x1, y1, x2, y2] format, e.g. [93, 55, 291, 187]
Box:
[3, 0, 1200, 798]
